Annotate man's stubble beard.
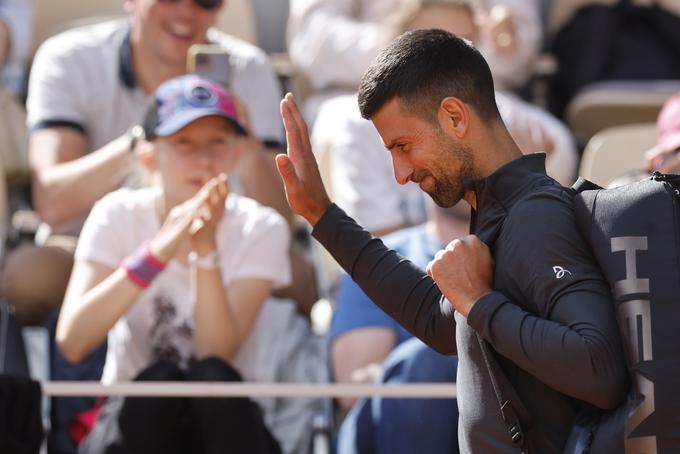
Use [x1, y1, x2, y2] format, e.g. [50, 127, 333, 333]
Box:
[428, 132, 475, 208]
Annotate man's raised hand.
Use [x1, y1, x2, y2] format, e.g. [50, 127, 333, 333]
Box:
[276, 93, 331, 225]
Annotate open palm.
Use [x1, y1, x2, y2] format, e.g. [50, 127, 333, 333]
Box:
[275, 93, 331, 225]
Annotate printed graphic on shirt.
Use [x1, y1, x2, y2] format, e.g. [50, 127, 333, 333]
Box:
[150, 293, 194, 367]
[552, 265, 572, 279]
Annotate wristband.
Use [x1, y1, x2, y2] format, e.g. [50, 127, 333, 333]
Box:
[188, 250, 220, 270]
[123, 241, 167, 288]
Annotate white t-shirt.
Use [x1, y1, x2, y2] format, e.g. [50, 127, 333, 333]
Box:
[27, 19, 284, 151]
[75, 187, 291, 384]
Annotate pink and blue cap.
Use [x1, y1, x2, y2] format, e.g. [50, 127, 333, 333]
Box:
[145, 74, 247, 138]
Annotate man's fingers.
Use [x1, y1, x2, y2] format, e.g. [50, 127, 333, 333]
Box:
[281, 93, 313, 161]
[276, 154, 301, 188]
[426, 260, 434, 279]
[427, 249, 447, 279]
[285, 93, 311, 147]
[276, 154, 301, 193]
[281, 97, 305, 160]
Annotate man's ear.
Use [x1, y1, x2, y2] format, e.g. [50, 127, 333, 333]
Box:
[438, 97, 469, 139]
[136, 140, 157, 170]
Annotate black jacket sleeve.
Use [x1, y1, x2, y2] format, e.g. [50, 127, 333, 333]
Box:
[468, 290, 628, 409]
[312, 204, 457, 354]
[469, 194, 629, 410]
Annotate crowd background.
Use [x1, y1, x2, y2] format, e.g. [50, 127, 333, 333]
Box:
[0, 0, 678, 453]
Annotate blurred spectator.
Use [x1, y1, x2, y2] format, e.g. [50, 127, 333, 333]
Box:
[59, 75, 325, 454]
[288, 0, 541, 120]
[548, 0, 680, 118]
[312, 0, 576, 236]
[645, 92, 680, 174]
[4, 0, 318, 330]
[1, 1, 313, 452]
[330, 200, 464, 454]
[0, 0, 34, 96]
[0, 0, 33, 190]
[27, 1, 286, 235]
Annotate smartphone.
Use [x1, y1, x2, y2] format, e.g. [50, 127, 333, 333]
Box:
[187, 44, 231, 88]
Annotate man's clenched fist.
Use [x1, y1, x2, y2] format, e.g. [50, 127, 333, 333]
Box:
[426, 235, 494, 318]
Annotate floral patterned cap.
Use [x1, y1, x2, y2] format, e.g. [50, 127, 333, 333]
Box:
[144, 74, 246, 138]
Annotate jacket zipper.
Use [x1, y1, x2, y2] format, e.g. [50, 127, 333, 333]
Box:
[656, 174, 680, 292]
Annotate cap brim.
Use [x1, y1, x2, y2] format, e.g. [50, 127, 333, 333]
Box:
[154, 108, 247, 137]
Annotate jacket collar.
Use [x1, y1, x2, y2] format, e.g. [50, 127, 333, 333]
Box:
[467, 153, 554, 245]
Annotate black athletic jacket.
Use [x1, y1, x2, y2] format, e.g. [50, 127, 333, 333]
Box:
[313, 154, 629, 453]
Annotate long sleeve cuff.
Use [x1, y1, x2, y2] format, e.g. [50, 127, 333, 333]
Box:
[312, 203, 344, 240]
[467, 291, 511, 340]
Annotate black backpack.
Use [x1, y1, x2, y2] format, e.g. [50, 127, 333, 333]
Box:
[569, 173, 680, 453]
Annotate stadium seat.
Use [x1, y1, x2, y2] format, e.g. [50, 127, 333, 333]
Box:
[215, 0, 258, 45]
[565, 80, 680, 144]
[34, 0, 125, 49]
[578, 122, 657, 187]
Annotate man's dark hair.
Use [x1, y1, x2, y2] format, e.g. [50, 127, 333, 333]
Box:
[358, 29, 500, 123]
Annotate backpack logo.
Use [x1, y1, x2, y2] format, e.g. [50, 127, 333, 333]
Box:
[552, 266, 572, 279]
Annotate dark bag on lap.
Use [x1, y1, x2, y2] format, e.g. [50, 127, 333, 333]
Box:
[571, 174, 680, 453]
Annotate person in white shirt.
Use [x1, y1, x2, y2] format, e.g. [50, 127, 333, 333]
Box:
[56, 75, 306, 454]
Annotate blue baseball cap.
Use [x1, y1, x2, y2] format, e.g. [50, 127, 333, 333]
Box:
[143, 74, 247, 139]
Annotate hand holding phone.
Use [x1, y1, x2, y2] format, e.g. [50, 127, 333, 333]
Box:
[187, 44, 231, 88]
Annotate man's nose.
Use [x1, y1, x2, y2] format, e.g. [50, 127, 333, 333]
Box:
[391, 153, 413, 185]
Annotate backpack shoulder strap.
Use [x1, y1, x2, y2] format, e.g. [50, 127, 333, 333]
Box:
[572, 177, 603, 194]
[476, 334, 531, 453]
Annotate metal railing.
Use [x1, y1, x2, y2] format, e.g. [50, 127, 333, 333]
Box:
[41, 381, 457, 399]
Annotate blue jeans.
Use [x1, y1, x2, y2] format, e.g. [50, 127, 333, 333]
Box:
[337, 338, 459, 454]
